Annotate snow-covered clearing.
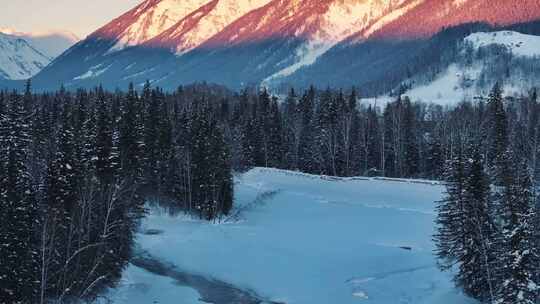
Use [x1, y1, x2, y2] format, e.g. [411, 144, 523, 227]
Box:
[465, 31, 540, 58]
[403, 64, 484, 105]
[103, 167, 475, 304]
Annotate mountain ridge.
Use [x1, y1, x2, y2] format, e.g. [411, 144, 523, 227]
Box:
[0, 32, 51, 80]
[20, 0, 540, 99]
[0, 28, 79, 58]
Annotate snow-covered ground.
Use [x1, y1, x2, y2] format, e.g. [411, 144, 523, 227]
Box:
[99, 264, 202, 304]
[402, 64, 536, 106]
[405, 31, 540, 105]
[464, 31, 540, 58]
[402, 64, 485, 105]
[103, 168, 475, 304]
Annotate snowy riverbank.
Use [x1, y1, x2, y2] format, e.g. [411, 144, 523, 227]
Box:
[102, 168, 475, 304]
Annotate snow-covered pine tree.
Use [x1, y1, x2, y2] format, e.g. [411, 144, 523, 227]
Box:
[435, 142, 468, 270]
[72, 90, 90, 183]
[485, 84, 515, 286]
[119, 83, 143, 181]
[81, 89, 137, 300]
[524, 89, 540, 182]
[317, 88, 341, 176]
[365, 104, 381, 175]
[43, 101, 79, 298]
[339, 88, 360, 177]
[189, 101, 233, 220]
[157, 96, 173, 198]
[333, 91, 348, 176]
[458, 147, 497, 302]
[23, 79, 33, 113]
[487, 83, 509, 183]
[143, 85, 160, 187]
[402, 97, 419, 178]
[0, 90, 5, 117]
[382, 99, 399, 178]
[0, 93, 40, 304]
[425, 127, 444, 180]
[496, 161, 540, 304]
[283, 88, 299, 170]
[435, 143, 499, 302]
[297, 87, 317, 174]
[81, 93, 98, 176]
[258, 88, 271, 167]
[213, 119, 234, 218]
[347, 91, 362, 177]
[241, 112, 262, 170]
[266, 97, 284, 169]
[27, 83, 49, 198]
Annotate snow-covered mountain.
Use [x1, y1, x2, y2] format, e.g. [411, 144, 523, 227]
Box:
[147, 0, 273, 55]
[0, 28, 79, 58]
[93, 0, 212, 53]
[277, 0, 540, 91]
[24, 0, 540, 95]
[22, 31, 79, 59]
[0, 32, 51, 80]
[363, 0, 540, 40]
[206, 0, 415, 84]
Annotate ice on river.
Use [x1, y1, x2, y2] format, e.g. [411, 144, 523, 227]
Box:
[104, 168, 476, 304]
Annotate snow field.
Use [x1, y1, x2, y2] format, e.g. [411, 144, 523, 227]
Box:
[104, 167, 476, 304]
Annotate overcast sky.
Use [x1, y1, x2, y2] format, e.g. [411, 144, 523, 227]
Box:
[1, 0, 143, 38]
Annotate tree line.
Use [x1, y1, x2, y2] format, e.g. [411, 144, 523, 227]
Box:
[2, 79, 540, 303]
[434, 85, 540, 304]
[0, 81, 233, 303]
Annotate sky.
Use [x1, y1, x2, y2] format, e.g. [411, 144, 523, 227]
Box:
[1, 0, 143, 38]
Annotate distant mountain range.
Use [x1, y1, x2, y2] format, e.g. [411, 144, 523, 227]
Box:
[0, 28, 79, 59]
[0, 32, 51, 80]
[3, 0, 540, 99]
[0, 28, 78, 81]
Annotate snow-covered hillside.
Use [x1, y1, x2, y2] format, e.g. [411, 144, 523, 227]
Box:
[402, 64, 484, 105]
[465, 31, 540, 57]
[0, 32, 51, 80]
[388, 31, 540, 105]
[102, 168, 474, 304]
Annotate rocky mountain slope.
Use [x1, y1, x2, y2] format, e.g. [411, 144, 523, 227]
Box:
[0, 28, 79, 58]
[0, 32, 51, 80]
[20, 0, 540, 97]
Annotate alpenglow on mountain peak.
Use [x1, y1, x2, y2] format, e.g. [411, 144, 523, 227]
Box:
[91, 0, 410, 53]
[93, 0, 212, 52]
[93, 0, 277, 53]
[23, 0, 540, 93]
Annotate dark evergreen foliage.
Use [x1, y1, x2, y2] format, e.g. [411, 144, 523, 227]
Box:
[435, 85, 540, 304]
[0, 81, 235, 303]
[1, 80, 540, 303]
[0, 91, 41, 304]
